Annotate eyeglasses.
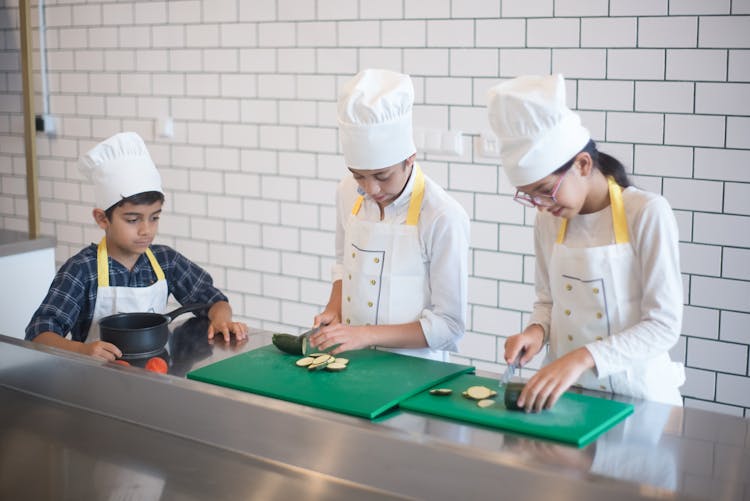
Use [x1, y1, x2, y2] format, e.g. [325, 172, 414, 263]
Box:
[513, 166, 572, 208]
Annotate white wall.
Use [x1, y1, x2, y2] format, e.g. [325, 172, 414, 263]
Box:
[1, 0, 749, 416]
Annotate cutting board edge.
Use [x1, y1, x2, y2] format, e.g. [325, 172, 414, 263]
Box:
[399, 373, 636, 447]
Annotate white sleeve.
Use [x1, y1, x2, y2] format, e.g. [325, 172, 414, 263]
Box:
[331, 177, 352, 283]
[418, 205, 470, 352]
[586, 196, 683, 378]
[528, 213, 556, 342]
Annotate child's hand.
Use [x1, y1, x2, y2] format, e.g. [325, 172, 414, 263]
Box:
[206, 301, 248, 342]
[313, 308, 340, 329]
[79, 340, 122, 361]
[308, 324, 372, 355]
[503, 324, 544, 367]
[208, 321, 248, 343]
[516, 347, 595, 412]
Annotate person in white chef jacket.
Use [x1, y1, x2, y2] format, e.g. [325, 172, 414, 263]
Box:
[26, 132, 248, 361]
[487, 74, 685, 410]
[309, 69, 470, 361]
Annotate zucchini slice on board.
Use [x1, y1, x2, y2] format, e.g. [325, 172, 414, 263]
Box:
[325, 362, 348, 371]
[295, 357, 315, 367]
[429, 388, 453, 396]
[464, 385, 493, 400]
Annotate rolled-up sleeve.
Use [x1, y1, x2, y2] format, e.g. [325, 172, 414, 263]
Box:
[419, 207, 470, 352]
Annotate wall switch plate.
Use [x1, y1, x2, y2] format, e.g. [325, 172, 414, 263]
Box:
[157, 116, 174, 138]
[441, 130, 463, 156]
[414, 127, 464, 156]
[35, 114, 57, 136]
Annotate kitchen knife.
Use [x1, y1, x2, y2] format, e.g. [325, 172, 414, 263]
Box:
[499, 350, 523, 387]
[300, 326, 319, 356]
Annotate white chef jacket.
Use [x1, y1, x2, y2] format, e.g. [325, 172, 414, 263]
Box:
[529, 186, 683, 382]
[331, 168, 470, 352]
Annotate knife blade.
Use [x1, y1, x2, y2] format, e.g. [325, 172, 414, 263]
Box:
[300, 326, 319, 356]
[500, 350, 523, 387]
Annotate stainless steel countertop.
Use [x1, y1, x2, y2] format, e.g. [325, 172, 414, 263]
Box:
[1, 319, 747, 500]
[0, 228, 55, 257]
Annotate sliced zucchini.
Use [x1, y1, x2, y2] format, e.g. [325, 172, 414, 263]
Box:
[477, 399, 495, 408]
[504, 382, 525, 411]
[429, 388, 453, 396]
[295, 357, 315, 367]
[333, 357, 349, 365]
[465, 385, 493, 400]
[325, 362, 348, 371]
[272, 333, 304, 355]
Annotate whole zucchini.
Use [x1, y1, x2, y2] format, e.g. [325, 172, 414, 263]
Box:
[272, 333, 304, 355]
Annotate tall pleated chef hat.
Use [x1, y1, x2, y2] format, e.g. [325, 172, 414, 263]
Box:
[486, 74, 590, 187]
[79, 132, 163, 210]
[338, 68, 416, 170]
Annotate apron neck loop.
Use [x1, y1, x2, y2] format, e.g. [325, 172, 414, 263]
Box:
[556, 176, 630, 244]
[96, 237, 166, 288]
[351, 163, 426, 226]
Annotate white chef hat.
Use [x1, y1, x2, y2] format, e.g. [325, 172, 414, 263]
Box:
[487, 74, 591, 187]
[338, 68, 416, 170]
[79, 132, 163, 210]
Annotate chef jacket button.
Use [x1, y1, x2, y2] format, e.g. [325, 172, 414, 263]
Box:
[599, 385, 607, 391]
[346, 296, 351, 302]
[374, 257, 380, 263]
[595, 336, 603, 341]
[596, 312, 603, 319]
[352, 252, 356, 258]
[367, 301, 373, 307]
[574, 383, 583, 388]
[370, 279, 376, 285]
[592, 287, 599, 294]
[348, 274, 352, 280]
[345, 318, 351, 324]
[564, 309, 571, 316]
[365, 323, 371, 326]
[567, 334, 573, 341]
[565, 284, 572, 291]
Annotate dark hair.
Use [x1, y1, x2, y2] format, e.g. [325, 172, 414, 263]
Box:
[104, 191, 165, 220]
[554, 140, 631, 188]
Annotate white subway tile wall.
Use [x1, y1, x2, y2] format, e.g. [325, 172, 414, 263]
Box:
[1, 1, 749, 416]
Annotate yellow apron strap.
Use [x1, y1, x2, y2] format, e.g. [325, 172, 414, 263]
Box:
[555, 176, 629, 244]
[608, 176, 629, 244]
[556, 219, 568, 244]
[145, 247, 166, 281]
[350, 163, 425, 226]
[96, 237, 166, 287]
[405, 164, 425, 226]
[351, 195, 364, 216]
[97, 237, 110, 288]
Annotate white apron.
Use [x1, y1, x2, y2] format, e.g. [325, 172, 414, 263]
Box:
[547, 177, 684, 405]
[88, 237, 169, 340]
[341, 164, 444, 361]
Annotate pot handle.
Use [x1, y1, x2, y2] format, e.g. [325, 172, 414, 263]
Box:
[164, 303, 210, 323]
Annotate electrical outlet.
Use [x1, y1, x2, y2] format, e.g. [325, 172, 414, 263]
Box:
[479, 131, 501, 158]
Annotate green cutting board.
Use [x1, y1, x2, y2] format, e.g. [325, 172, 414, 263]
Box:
[400, 374, 633, 447]
[187, 345, 474, 419]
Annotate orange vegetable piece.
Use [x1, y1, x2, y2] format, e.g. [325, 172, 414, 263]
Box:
[145, 357, 168, 374]
[113, 360, 130, 366]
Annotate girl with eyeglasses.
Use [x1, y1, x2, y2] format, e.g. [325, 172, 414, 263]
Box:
[487, 75, 685, 412]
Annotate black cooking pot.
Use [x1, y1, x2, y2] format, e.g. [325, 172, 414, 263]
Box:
[99, 303, 209, 357]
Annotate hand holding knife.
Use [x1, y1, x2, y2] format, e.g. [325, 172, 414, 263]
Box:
[500, 349, 524, 387]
